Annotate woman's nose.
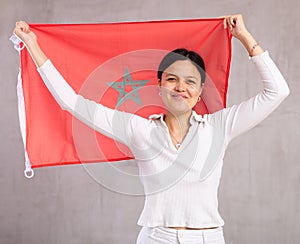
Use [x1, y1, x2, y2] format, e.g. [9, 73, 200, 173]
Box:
[175, 80, 186, 91]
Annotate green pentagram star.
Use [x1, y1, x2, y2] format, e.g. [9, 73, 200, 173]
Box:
[107, 67, 149, 108]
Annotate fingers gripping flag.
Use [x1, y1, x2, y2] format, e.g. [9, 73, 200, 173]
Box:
[12, 19, 232, 178]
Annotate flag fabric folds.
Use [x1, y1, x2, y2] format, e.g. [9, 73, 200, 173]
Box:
[13, 18, 232, 178]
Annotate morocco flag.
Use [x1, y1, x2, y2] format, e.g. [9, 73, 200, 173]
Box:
[13, 18, 232, 178]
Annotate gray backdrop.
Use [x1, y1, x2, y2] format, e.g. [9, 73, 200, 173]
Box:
[1, 0, 299, 243]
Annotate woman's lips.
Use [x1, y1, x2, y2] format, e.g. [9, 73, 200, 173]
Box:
[171, 93, 188, 101]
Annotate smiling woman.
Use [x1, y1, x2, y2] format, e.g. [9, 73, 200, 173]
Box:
[12, 14, 290, 244]
[160, 58, 205, 148]
[157, 49, 206, 149]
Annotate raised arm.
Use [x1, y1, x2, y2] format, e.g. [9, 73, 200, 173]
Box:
[13, 21, 143, 147]
[218, 15, 290, 142]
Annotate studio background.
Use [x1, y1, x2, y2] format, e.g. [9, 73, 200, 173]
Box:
[1, 0, 299, 243]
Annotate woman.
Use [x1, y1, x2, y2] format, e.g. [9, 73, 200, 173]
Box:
[13, 14, 289, 244]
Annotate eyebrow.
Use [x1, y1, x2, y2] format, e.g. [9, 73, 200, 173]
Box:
[165, 73, 198, 79]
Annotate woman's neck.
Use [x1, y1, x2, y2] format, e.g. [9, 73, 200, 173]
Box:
[164, 110, 192, 138]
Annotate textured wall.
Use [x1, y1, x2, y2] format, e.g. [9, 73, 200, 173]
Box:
[1, 0, 299, 243]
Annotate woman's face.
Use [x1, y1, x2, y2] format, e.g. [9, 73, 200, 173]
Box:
[159, 60, 203, 115]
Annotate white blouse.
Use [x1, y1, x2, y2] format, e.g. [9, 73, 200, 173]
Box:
[37, 51, 290, 228]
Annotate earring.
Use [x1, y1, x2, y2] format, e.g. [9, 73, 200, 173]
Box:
[197, 96, 201, 102]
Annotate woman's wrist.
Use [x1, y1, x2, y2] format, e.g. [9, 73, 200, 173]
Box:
[25, 38, 38, 49]
[26, 41, 48, 67]
[239, 31, 264, 57]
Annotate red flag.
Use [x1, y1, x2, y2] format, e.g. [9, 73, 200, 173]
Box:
[16, 18, 232, 177]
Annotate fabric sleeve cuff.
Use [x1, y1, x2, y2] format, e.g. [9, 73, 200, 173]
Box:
[248, 50, 269, 61]
[37, 59, 52, 71]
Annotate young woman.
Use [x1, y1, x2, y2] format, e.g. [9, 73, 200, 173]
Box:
[13, 14, 289, 244]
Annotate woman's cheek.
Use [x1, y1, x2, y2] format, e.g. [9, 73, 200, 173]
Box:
[188, 87, 200, 98]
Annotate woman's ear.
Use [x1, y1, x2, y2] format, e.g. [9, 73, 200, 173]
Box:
[200, 82, 204, 90]
[157, 79, 162, 96]
[198, 83, 204, 96]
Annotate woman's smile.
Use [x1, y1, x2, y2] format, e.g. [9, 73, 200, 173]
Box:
[159, 59, 203, 115]
[171, 93, 188, 100]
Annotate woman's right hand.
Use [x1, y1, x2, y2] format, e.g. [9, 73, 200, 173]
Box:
[14, 21, 37, 46]
[13, 21, 48, 67]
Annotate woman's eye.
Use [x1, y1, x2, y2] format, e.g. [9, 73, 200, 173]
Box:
[167, 77, 176, 81]
[187, 79, 196, 84]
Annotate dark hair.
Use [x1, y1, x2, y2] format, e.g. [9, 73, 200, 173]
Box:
[157, 48, 206, 84]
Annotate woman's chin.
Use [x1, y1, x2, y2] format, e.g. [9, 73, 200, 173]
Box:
[165, 103, 192, 116]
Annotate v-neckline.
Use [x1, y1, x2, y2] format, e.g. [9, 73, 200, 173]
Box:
[163, 120, 193, 153]
[152, 112, 203, 153]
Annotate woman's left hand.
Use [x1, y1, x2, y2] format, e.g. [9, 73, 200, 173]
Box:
[221, 14, 264, 58]
[221, 14, 250, 41]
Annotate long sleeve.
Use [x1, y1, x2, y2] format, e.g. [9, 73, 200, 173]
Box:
[37, 60, 139, 146]
[221, 51, 290, 143]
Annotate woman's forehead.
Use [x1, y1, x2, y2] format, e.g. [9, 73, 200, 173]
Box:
[163, 60, 201, 78]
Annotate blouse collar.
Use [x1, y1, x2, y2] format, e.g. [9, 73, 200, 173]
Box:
[148, 110, 206, 124]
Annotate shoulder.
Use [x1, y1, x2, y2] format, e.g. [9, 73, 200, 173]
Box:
[202, 108, 230, 131]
